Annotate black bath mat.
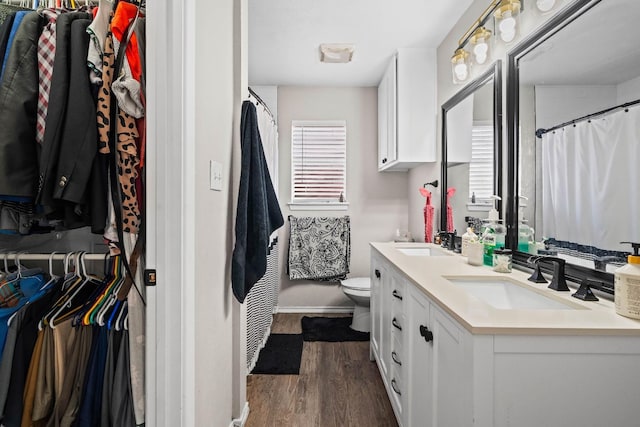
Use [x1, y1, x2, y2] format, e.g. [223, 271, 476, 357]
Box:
[301, 316, 370, 342]
[251, 334, 304, 375]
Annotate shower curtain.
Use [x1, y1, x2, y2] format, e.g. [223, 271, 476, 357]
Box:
[541, 105, 640, 252]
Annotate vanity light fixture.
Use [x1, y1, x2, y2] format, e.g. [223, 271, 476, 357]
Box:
[451, 48, 471, 84]
[469, 27, 492, 65]
[493, 0, 521, 43]
[319, 43, 355, 63]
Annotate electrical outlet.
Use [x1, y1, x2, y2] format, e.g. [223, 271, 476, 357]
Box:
[210, 160, 223, 191]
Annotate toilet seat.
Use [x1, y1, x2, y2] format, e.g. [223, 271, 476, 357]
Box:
[341, 277, 371, 291]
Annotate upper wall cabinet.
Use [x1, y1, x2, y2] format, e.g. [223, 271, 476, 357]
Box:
[378, 48, 437, 171]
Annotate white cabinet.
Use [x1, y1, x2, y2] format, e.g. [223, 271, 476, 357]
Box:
[371, 252, 407, 423]
[405, 286, 472, 427]
[378, 48, 437, 171]
[371, 249, 640, 427]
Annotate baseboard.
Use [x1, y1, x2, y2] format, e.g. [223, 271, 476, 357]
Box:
[275, 306, 354, 314]
[230, 402, 250, 427]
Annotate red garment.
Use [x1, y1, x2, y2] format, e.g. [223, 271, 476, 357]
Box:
[419, 188, 434, 243]
[446, 187, 456, 233]
[110, 1, 142, 82]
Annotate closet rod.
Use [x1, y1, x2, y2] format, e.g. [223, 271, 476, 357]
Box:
[536, 98, 640, 138]
[2, 253, 109, 261]
[248, 87, 275, 121]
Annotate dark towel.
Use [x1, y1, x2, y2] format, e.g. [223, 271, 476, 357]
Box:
[287, 216, 350, 281]
[232, 101, 284, 303]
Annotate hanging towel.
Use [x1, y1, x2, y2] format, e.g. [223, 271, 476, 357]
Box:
[232, 101, 284, 303]
[419, 188, 434, 243]
[287, 216, 351, 281]
[447, 187, 456, 233]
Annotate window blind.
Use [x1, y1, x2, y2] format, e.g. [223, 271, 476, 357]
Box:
[469, 124, 494, 199]
[291, 122, 346, 202]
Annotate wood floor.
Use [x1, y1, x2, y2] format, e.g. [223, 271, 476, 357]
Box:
[246, 313, 398, 427]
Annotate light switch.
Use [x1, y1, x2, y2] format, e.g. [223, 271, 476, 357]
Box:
[210, 160, 223, 191]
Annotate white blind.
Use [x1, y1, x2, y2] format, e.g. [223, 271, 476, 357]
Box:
[469, 124, 494, 199]
[291, 122, 346, 201]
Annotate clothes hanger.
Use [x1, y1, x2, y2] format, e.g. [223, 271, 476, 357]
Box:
[76, 253, 114, 326]
[39, 251, 78, 330]
[115, 300, 127, 331]
[86, 255, 121, 326]
[49, 252, 100, 328]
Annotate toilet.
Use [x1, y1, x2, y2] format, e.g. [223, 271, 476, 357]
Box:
[340, 277, 371, 333]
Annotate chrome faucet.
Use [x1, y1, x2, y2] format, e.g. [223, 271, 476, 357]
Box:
[529, 256, 570, 291]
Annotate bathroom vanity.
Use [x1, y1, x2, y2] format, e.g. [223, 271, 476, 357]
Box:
[370, 242, 640, 427]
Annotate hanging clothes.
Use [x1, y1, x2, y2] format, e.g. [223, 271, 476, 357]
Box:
[419, 188, 434, 243]
[447, 187, 456, 233]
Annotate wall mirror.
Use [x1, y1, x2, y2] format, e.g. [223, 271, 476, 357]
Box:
[441, 61, 502, 235]
[507, 0, 640, 290]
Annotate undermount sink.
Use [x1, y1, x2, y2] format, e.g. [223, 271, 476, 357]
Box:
[445, 277, 585, 310]
[397, 247, 450, 257]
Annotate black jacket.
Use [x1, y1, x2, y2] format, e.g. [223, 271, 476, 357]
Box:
[0, 11, 43, 199]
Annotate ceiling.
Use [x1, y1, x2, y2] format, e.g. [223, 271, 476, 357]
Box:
[519, 0, 640, 86]
[248, 0, 474, 87]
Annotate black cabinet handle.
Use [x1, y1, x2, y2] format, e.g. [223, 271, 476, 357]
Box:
[419, 325, 433, 342]
[382, 158, 387, 164]
[375, 269, 381, 279]
[392, 290, 403, 300]
[392, 317, 402, 331]
[391, 378, 401, 395]
[391, 351, 402, 366]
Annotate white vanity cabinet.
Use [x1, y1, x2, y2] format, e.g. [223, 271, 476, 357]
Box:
[370, 243, 640, 427]
[377, 48, 437, 171]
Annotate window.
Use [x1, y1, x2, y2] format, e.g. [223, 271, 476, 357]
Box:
[290, 121, 347, 208]
[468, 123, 494, 202]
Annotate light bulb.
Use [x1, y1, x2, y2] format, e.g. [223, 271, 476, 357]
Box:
[454, 63, 468, 81]
[500, 29, 516, 42]
[536, 0, 556, 12]
[499, 11, 517, 42]
[473, 42, 488, 64]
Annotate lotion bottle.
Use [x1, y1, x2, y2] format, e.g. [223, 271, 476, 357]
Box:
[615, 242, 640, 319]
[461, 226, 477, 257]
[518, 196, 533, 253]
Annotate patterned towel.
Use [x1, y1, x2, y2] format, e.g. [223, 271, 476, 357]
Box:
[287, 216, 351, 281]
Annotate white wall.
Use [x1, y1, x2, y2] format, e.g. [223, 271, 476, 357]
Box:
[276, 87, 409, 309]
[408, 1, 585, 242]
[617, 75, 640, 104]
[535, 85, 617, 130]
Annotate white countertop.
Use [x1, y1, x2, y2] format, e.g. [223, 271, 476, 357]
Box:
[371, 242, 640, 336]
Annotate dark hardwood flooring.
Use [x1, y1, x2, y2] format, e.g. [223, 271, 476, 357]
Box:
[246, 313, 398, 427]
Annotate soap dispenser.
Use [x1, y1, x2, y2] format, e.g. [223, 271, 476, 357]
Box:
[481, 195, 505, 266]
[518, 196, 533, 253]
[614, 242, 640, 319]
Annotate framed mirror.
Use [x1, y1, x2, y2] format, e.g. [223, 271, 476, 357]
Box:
[441, 61, 502, 236]
[506, 0, 640, 292]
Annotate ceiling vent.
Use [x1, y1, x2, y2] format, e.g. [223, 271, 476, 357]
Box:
[319, 44, 355, 63]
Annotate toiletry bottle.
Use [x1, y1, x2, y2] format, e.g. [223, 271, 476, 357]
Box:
[518, 196, 532, 253]
[614, 242, 640, 319]
[461, 226, 477, 257]
[482, 196, 504, 266]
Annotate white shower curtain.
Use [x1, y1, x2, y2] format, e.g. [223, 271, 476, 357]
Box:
[541, 104, 640, 252]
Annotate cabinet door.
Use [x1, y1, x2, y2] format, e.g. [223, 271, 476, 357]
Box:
[378, 56, 397, 170]
[371, 259, 383, 360]
[405, 287, 434, 427]
[430, 305, 468, 426]
[377, 74, 389, 169]
[386, 56, 397, 165]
